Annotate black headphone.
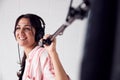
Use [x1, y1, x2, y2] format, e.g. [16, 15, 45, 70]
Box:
[35, 16, 45, 42]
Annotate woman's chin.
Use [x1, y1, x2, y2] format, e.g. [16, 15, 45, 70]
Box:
[18, 43, 26, 47]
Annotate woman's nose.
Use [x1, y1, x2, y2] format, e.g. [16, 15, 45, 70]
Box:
[19, 29, 25, 35]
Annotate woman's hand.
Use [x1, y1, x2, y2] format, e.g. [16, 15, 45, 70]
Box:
[42, 34, 57, 54]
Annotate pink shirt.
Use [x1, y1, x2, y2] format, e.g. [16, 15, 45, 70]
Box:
[22, 46, 55, 80]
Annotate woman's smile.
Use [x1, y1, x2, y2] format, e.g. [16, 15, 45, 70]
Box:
[19, 37, 27, 41]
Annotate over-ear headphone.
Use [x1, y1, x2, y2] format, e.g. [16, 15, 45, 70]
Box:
[35, 16, 45, 42]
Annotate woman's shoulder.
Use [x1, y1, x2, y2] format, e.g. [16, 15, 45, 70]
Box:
[29, 46, 49, 63]
[37, 46, 46, 52]
[36, 46, 48, 57]
[36, 46, 50, 66]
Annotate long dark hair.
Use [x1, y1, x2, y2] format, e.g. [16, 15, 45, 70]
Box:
[14, 13, 45, 80]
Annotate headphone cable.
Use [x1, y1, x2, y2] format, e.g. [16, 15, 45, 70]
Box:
[17, 44, 22, 64]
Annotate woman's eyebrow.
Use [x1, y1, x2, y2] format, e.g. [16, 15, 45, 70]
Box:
[24, 24, 32, 27]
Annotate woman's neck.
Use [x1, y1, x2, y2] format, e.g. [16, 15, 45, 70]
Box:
[24, 43, 38, 58]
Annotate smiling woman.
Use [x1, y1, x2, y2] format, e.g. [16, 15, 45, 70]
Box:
[15, 18, 36, 49]
[13, 13, 70, 80]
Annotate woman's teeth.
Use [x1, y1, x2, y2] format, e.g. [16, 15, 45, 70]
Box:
[19, 37, 26, 40]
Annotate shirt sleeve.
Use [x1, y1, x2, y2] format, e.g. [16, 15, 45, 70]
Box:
[40, 50, 55, 80]
[39, 49, 71, 80]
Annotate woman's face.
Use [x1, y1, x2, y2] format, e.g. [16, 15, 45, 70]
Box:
[15, 18, 36, 48]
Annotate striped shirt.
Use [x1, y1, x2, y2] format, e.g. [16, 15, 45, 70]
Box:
[22, 46, 55, 80]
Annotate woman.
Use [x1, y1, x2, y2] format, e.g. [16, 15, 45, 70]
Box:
[14, 13, 70, 80]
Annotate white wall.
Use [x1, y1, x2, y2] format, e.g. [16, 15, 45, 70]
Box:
[0, 0, 88, 80]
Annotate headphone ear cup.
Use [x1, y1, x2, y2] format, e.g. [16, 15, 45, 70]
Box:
[36, 28, 44, 42]
[35, 17, 45, 42]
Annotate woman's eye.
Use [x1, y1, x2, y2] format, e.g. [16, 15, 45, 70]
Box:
[24, 28, 31, 31]
[15, 27, 20, 31]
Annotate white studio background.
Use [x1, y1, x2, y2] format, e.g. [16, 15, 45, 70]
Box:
[0, 0, 88, 80]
